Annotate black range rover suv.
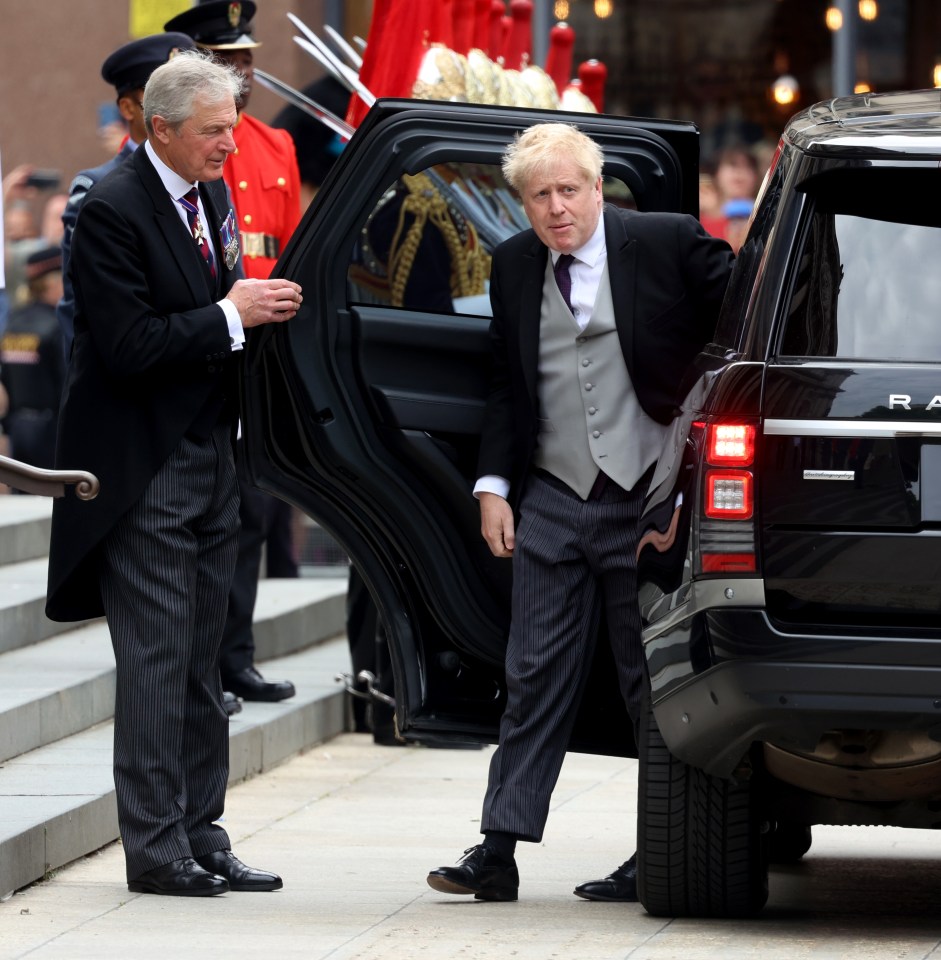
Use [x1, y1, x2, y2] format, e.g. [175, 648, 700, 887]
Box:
[243, 89, 941, 918]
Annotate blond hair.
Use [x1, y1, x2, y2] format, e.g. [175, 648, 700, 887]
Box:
[502, 123, 604, 192]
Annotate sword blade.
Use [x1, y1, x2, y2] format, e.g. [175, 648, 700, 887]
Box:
[293, 36, 377, 108]
[323, 24, 363, 69]
[253, 69, 355, 139]
[288, 12, 376, 107]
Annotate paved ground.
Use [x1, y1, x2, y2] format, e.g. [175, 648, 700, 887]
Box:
[4, 734, 941, 959]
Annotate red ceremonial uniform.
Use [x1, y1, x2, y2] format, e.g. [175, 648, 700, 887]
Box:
[223, 112, 302, 280]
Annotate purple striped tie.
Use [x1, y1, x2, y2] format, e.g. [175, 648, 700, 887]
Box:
[554, 253, 574, 313]
[179, 187, 216, 279]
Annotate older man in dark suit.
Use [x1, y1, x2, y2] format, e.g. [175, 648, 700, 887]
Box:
[427, 123, 734, 902]
[46, 51, 303, 897]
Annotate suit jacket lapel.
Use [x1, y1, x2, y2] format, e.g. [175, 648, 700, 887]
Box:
[604, 205, 638, 376]
[199, 181, 238, 295]
[133, 148, 214, 304]
[518, 236, 548, 404]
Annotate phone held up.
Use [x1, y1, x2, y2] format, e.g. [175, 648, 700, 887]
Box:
[24, 170, 61, 190]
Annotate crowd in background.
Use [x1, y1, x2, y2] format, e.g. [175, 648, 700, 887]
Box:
[0, 164, 71, 492]
[699, 143, 765, 254]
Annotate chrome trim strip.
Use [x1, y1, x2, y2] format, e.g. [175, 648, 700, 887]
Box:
[802, 469, 855, 481]
[764, 419, 941, 438]
[642, 578, 766, 644]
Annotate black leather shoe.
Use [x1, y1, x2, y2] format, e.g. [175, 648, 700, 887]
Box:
[196, 849, 283, 892]
[128, 857, 228, 897]
[223, 667, 295, 702]
[223, 691, 242, 716]
[427, 844, 519, 901]
[573, 854, 638, 902]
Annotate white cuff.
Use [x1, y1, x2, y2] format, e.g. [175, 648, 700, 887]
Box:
[474, 475, 510, 500]
[218, 298, 245, 352]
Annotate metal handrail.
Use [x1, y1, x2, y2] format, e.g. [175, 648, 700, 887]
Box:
[0, 454, 100, 500]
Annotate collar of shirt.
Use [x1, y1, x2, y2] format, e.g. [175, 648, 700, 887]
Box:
[549, 211, 607, 270]
[142, 141, 242, 349]
[549, 211, 607, 331]
[144, 140, 206, 234]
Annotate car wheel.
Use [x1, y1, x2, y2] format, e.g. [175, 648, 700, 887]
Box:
[636, 697, 769, 918]
[768, 822, 812, 863]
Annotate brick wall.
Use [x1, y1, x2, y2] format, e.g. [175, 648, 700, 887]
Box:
[0, 0, 335, 185]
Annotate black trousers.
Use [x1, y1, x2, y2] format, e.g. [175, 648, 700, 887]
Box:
[481, 470, 645, 843]
[346, 566, 394, 733]
[100, 426, 239, 880]
[219, 441, 297, 681]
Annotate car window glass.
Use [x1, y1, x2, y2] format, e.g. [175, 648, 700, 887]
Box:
[779, 169, 941, 361]
[347, 162, 635, 318]
[713, 162, 783, 352]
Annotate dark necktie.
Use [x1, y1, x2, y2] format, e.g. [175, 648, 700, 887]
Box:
[554, 253, 574, 314]
[179, 187, 217, 279]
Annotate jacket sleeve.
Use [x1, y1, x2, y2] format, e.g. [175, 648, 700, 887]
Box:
[679, 213, 735, 343]
[56, 174, 92, 358]
[475, 247, 519, 485]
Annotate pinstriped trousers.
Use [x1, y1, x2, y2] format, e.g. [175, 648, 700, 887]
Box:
[481, 470, 645, 843]
[100, 425, 240, 881]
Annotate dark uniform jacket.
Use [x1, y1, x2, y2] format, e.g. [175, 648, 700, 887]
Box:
[0, 301, 66, 468]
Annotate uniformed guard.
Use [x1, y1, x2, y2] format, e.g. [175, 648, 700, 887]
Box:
[165, 0, 302, 281]
[165, 0, 301, 706]
[1, 246, 66, 471]
[56, 32, 196, 355]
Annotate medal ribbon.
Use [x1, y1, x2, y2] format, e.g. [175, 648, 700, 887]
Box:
[179, 187, 217, 280]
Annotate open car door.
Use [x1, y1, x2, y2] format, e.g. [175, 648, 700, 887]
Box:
[242, 99, 701, 754]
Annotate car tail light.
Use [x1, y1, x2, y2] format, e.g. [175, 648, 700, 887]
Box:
[706, 424, 755, 466]
[696, 421, 759, 576]
[704, 470, 753, 519]
[701, 552, 756, 573]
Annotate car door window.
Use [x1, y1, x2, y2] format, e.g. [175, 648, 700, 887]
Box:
[779, 169, 941, 361]
[713, 161, 783, 353]
[347, 161, 635, 318]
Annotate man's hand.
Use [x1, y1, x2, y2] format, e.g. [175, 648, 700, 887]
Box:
[480, 492, 515, 557]
[226, 278, 303, 328]
[2, 164, 37, 205]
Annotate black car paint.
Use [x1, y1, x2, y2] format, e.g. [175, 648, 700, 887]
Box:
[637, 92, 941, 815]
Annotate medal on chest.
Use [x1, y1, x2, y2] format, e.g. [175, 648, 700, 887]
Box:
[220, 208, 239, 271]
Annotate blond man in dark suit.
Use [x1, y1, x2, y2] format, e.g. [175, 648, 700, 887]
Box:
[429, 123, 734, 903]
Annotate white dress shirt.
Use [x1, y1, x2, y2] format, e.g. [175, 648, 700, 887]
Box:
[144, 141, 244, 351]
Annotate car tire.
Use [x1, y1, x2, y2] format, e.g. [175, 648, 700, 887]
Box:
[768, 822, 812, 863]
[636, 697, 769, 918]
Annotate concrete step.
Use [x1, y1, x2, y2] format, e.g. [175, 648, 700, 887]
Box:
[0, 635, 354, 900]
[0, 621, 113, 765]
[0, 558, 347, 660]
[0, 498, 88, 656]
[0, 556, 83, 655]
[0, 495, 52, 566]
[0, 577, 348, 765]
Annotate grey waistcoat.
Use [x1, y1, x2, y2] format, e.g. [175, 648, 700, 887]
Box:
[532, 257, 667, 499]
